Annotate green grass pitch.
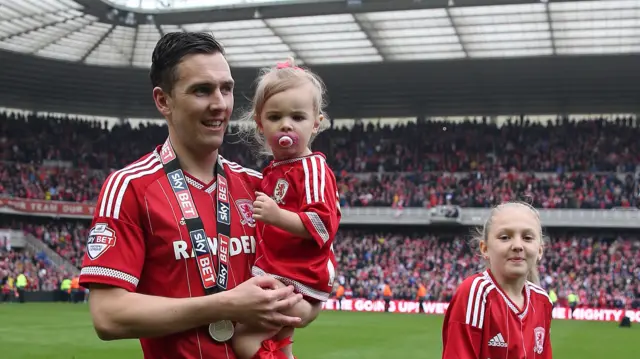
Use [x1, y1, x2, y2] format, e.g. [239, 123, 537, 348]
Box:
[0, 303, 636, 358]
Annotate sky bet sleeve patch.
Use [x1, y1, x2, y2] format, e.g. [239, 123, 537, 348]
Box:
[86, 223, 117, 260]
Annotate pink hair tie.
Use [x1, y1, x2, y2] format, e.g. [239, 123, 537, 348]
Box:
[276, 61, 301, 70]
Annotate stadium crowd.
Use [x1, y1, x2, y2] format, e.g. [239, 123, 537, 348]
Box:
[0, 218, 87, 270]
[334, 230, 640, 309]
[2, 112, 640, 209]
[3, 217, 639, 310]
[3, 112, 640, 173]
[1, 111, 639, 309]
[1, 161, 636, 209]
[0, 246, 65, 296]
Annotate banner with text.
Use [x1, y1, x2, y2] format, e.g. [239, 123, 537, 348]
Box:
[322, 298, 640, 323]
[0, 198, 94, 218]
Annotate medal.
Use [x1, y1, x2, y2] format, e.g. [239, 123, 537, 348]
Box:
[208, 320, 235, 342]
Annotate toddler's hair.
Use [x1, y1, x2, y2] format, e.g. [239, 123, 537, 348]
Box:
[234, 57, 330, 158]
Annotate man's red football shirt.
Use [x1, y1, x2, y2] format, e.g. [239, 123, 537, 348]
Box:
[79, 145, 262, 359]
[252, 153, 340, 302]
[442, 270, 553, 359]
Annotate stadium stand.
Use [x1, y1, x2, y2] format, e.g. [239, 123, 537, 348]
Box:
[333, 229, 639, 310]
[1, 114, 638, 312]
[2, 112, 640, 209]
[0, 246, 66, 294]
[2, 218, 638, 310]
[4, 112, 640, 173]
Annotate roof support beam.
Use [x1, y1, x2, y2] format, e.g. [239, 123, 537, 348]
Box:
[353, 15, 386, 62]
[80, 25, 114, 62]
[0, 23, 52, 41]
[155, 22, 165, 37]
[0, 9, 69, 23]
[0, 16, 83, 45]
[545, 3, 556, 55]
[30, 19, 89, 54]
[130, 26, 140, 66]
[0, 15, 81, 41]
[446, 7, 468, 58]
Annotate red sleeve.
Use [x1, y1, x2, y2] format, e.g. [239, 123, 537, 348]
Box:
[542, 302, 553, 359]
[442, 277, 490, 359]
[79, 170, 146, 292]
[294, 156, 341, 249]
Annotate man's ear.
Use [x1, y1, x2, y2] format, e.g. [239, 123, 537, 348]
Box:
[153, 87, 172, 117]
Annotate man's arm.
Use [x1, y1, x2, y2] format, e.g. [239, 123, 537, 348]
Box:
[89, 285, 220, 340]
[89, 276, 303, 340]
[82, 168, 302, 340]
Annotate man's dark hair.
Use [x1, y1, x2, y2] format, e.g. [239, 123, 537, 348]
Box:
[150, 31, 225, 93]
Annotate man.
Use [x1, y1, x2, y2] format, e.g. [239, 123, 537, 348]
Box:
[15, 270, 27, 303]
[1, 269, 12, 303]
[79, 32, 316, 359]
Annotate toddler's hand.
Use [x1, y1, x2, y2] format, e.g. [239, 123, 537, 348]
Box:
[253, 191, 281, 225]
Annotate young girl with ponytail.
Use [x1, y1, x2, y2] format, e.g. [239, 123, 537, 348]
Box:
[442, 201, 553, 359]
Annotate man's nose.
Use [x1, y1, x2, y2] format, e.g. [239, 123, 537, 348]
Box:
[208, 89, 227, 112]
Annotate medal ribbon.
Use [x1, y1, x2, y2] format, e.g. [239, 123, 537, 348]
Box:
[159, 138, 230, 294]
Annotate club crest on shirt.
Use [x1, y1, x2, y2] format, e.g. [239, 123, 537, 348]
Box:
[273, 178, 289, 205]
[534, 327, 544, 354]
[86, 223, 117, 260]
[236, 199, 256, 227]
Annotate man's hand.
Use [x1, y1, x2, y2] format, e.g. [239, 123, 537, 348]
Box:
[223, 276, 303, 331]
[253, 191, 282, 225]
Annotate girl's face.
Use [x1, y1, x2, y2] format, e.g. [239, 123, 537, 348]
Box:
[480, 205, 543, 283]
[258, 82, 322, 160]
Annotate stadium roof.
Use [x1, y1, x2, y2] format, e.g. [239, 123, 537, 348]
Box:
[104, 0, 313, 12]
[1, 0, 639, 119]
[0, 0, 639, 69]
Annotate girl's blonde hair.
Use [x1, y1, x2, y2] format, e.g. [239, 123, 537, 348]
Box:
[235, 57, 330, 158]
[469, 201, 547, 285]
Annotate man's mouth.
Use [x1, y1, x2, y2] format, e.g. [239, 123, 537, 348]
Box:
[201, 120, 224, 129]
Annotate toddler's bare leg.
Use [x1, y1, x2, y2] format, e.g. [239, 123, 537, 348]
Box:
[232, 323, 279, 359]
[271, 280, 320, 327]
[268, 279, 322, 358]
[274, 326, 295, 359]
